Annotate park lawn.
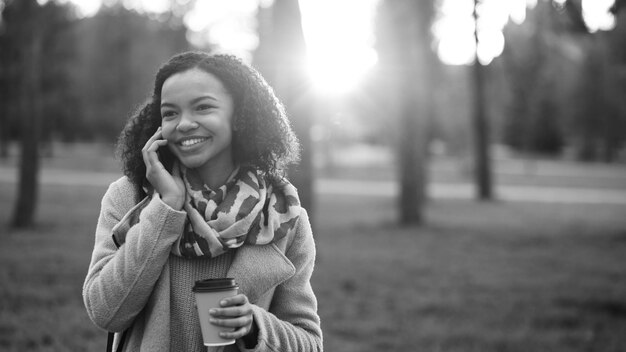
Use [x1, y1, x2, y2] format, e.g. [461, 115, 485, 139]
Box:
[1, 162, 626, 351]
[314, 195, 626, 352]
[0, 182, 108, 352]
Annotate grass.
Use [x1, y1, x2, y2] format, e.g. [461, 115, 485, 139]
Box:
[314, 197, 626, 352]
[0, 183, 107, 352]
[1, 144, 626, 351]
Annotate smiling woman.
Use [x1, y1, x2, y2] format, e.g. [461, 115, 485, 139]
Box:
[83, 52, 322, 352]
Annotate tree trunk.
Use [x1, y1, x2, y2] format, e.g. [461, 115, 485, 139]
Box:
[0, 20, 12, 159]
[398, 16, 430, 224]
[398, 90, 427, 224]
[0, 93, 8, 158]
[376, 0, 436, 225]
[254, 0, 315, 215]
[472, 0, 494, 201]
[12, 30, 42, 228]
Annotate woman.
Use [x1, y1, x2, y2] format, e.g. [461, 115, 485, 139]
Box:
[83, 52, 322, 352]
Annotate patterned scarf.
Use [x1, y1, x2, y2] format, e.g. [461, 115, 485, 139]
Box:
[112, 166, 301, 258]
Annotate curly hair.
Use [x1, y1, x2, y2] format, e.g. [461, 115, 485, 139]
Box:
[116, 51, 300, 189]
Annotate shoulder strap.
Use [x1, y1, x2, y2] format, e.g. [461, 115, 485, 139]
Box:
[106, 332, 114, 352]
[106, 330, 128, 352]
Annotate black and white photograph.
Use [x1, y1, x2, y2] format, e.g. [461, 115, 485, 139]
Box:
[1, 0, 625, 351]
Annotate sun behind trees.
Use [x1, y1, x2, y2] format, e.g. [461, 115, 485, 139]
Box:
[1, 0, 625, 228]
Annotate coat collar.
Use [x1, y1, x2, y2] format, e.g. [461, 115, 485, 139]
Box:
[226, 243, 295, 303]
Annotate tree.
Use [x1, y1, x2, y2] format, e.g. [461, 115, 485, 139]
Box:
[564, 0, 626, 162]
[376, 0, 437, 224]
[500, 0, 626, 162]
[0, 0, 76, 227]
[501, 1, 573, 156]
[254, 0, 315, 215]
[472, 0, 494, 200]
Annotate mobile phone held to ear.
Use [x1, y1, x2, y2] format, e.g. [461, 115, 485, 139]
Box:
[157, 142, 176, 173]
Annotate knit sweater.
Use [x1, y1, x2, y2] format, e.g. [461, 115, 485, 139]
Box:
[83, 176, 323, 352]
[169, 252, 233, 351]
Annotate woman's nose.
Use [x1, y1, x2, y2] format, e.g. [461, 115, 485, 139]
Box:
[176, 112, 199, 132]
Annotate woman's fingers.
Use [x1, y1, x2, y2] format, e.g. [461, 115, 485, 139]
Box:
[210, 315, 253, 339]
[147, 138, 167, 152]
[209, 305, 251, 318]
[139, 127, 184, 209]
[142, 127, 164, 168]
[209, 315, 253, 328]
[219, 326, 251, 339]
[208, 295, 250, 316]
[142, 127, 162, 152]
[208, 293, 254, 339]
[145, 139, 168, 168]
[220, 294, 248, 307]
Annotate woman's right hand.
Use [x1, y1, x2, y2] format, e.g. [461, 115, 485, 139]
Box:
[142, 127, 185, 210]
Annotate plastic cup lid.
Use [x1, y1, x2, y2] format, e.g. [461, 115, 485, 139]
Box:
[192, 278, 238, 292]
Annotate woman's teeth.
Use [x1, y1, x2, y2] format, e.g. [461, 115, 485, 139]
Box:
[180, 138, 206, 147]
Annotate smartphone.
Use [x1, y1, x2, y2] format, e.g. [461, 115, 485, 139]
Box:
[157, 141, 176, 173]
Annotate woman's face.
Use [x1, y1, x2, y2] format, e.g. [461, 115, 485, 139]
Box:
[160, 68, 235, 173]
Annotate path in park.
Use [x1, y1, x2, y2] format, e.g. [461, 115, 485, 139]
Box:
[1, 166, 625, 205]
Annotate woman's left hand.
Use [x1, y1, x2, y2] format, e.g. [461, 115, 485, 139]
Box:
[209, 293, 256, 341]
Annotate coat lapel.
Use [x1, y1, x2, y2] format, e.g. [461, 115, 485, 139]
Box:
[226, 243, 295, 304]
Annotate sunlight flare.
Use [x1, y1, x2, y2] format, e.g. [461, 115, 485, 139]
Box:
[59, 0, 617, 69]
[582, 0, 616, 32]
[434, 0, 616, 66]
[299, 0, 379, 94]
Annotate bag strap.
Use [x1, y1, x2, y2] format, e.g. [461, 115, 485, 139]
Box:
[106, 330, 128, 352]
[106, 332, 114, 352]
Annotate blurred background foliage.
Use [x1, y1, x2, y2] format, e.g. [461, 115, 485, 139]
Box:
[1, 0, 624, 157]
[0, 0, 189, 145]
[0, 0, 625, 226]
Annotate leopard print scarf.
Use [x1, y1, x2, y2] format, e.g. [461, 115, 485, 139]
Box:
[112, 166, 301, 258]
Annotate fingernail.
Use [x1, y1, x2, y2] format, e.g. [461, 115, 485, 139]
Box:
[209, 309, 217, 314]
[209, 318, 217, 324]
[220, 300, 227, 306]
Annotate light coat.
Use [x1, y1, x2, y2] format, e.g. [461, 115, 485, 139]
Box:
[83, 177, 323, 352]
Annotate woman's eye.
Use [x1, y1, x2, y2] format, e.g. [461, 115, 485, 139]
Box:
[197, 104, 214, 111]
[161, 110, 177, 119]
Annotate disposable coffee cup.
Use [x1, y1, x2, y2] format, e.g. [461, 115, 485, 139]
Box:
[192, 278, 239, 347]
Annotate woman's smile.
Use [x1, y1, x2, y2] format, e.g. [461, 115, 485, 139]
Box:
[177, 136, 210, 149]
